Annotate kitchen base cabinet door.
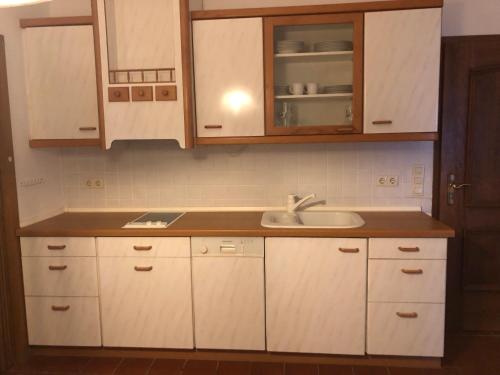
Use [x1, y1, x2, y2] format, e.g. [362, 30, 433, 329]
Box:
[99, 258, 194, 349]
[367, 302, 445, 357]
[25, 297, 101, 346]
[265, 238, 367, 355]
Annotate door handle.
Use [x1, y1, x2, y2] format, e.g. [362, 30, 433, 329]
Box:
[447, 173, 471, 205]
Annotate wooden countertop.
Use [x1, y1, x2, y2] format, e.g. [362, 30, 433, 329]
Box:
[17, 211, 454, 238]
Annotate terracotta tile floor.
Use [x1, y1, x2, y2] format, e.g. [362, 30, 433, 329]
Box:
[6, 335, 500, 375]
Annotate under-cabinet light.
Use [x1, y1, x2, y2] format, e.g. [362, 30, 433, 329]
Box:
[0, 0, 52, 8]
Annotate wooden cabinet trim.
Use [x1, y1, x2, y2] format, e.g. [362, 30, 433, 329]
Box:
[195, 132, 439, 145]
[263, 13, 364, 136]
[191, 0, 443, 20]
[91, 0, 106, 150]
[29, 139, 101, 148]
[19, 16, 94, 28]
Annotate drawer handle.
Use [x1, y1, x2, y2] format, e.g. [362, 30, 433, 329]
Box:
[162, 89, 169, 96]
[52, 305, 70, 312]
[339, 248, 360, 253]
[372, 120, 393, 125]
[401, 269, 424, 275]
[133, 246, 153, 251]
[134, 266, 153, 272]
[48, 265, 68, 271]
[114, 91, 122, 98]
[79, 127, 97, 131]
[397, 312, 418, 319]
[204, 125, 223, 129]
[47, 245, 66, 250]
[398, 246, 420, 253]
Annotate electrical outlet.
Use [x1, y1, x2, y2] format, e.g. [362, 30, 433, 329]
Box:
[85, 179, 104, 189]
[388, 176, 399, 186]
[376, 176, 388, 187]
[377, 175, 399, 187]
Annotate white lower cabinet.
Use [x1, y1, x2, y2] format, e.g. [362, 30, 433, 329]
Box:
[366, 238, 447, 357]
[21, 237, 101, 347]
[265, 238, 367, 355]
[97, 238, 194, 349]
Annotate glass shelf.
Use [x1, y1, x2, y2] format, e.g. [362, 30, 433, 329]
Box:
[275, 93, 353, 99]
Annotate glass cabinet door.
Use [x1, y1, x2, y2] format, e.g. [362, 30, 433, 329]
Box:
[264, 13, 363, 135]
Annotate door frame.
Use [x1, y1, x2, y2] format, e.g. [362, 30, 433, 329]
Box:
[0, 34, 28, 367]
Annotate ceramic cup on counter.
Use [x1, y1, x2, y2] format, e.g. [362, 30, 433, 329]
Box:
[289, 83, 305, 95]
[306, 83, 319, 95]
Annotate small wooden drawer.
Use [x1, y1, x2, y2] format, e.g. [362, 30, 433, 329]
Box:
[131, 86, 153, 102]
[108, 87, 130, 102]
[156, 85, 177, 101]
[367, 302, 445, 357]
[97, 237, 190, 258]
[21, 237, 96, 257]
[368, 259, 446, 303]
[369, 238, 447, 260]
[25, 296, 101, 346]
[22, 257, 99, 297]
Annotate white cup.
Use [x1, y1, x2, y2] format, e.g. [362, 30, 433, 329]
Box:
[289, 83, 304, 95]
[306, 83, 318, 95]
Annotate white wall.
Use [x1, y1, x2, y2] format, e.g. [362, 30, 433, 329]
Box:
[202, 0, 500, 36]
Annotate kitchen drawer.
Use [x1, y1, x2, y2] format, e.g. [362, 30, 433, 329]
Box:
[22, 257, 98, 297]
[21, 237, 96, 257]
[97, 237, 190, 258]
[367, 302, 445, 357]
[25, 296, 101, 346]
[369, 238, 447, 260]
[368, 259, 446, 303]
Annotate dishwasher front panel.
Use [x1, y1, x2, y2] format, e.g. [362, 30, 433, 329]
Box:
[191, 238, 265, 350]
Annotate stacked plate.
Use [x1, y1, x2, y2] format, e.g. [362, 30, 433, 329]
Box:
[314, 40, 353, 52]
[276, 40, 305, 54]
[323, 84, 353, 94]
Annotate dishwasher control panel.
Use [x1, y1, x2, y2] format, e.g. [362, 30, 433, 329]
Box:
[191, 237, 264, 257]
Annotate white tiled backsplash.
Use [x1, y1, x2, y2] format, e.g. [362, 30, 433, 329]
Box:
[61, 141, 433, 212]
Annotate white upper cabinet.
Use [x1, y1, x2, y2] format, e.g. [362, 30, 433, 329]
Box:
[266, 238, 367, 355]
[193, 17, 265, 138]
[23, 26, 99, 140]
[97, 0, 188, 148]
[364, 8, 442, 134]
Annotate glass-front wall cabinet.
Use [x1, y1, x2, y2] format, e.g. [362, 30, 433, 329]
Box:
[264, 13, 363, 135]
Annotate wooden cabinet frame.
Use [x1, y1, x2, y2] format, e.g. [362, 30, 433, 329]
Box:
[264, 13, 364, 136]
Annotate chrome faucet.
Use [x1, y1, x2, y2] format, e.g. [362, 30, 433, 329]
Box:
[287, 194, 316, 214]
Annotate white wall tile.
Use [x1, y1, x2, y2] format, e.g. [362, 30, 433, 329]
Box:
[61, 141, 434, 210]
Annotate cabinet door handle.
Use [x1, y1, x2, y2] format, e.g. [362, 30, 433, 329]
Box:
[79, 127, 97, 131]
[339, 248, 360, 253]
[398, 246, 420, 253]
[52, 305, 70, 312]
[204, 125, 222, 129]
[401, 269, 423, 275]
[396, 312, 418, 319]
[47, 245, 66, 250]
[134, 266, 153, 272]
[372, 120, 393, 125]
[133, 246, 152, 251]
[48, 265, 68, 271]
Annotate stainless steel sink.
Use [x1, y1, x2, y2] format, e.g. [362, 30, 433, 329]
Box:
[261, 211, 365, 229]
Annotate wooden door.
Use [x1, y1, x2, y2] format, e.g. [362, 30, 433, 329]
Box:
[439, 36, 500, 332]
[1, 35, 25, 369]
[364, 8, 441, 134]
[193, 17, 265, 138]
[23, 25, 99, 140]
[265, 238, 367, 355]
